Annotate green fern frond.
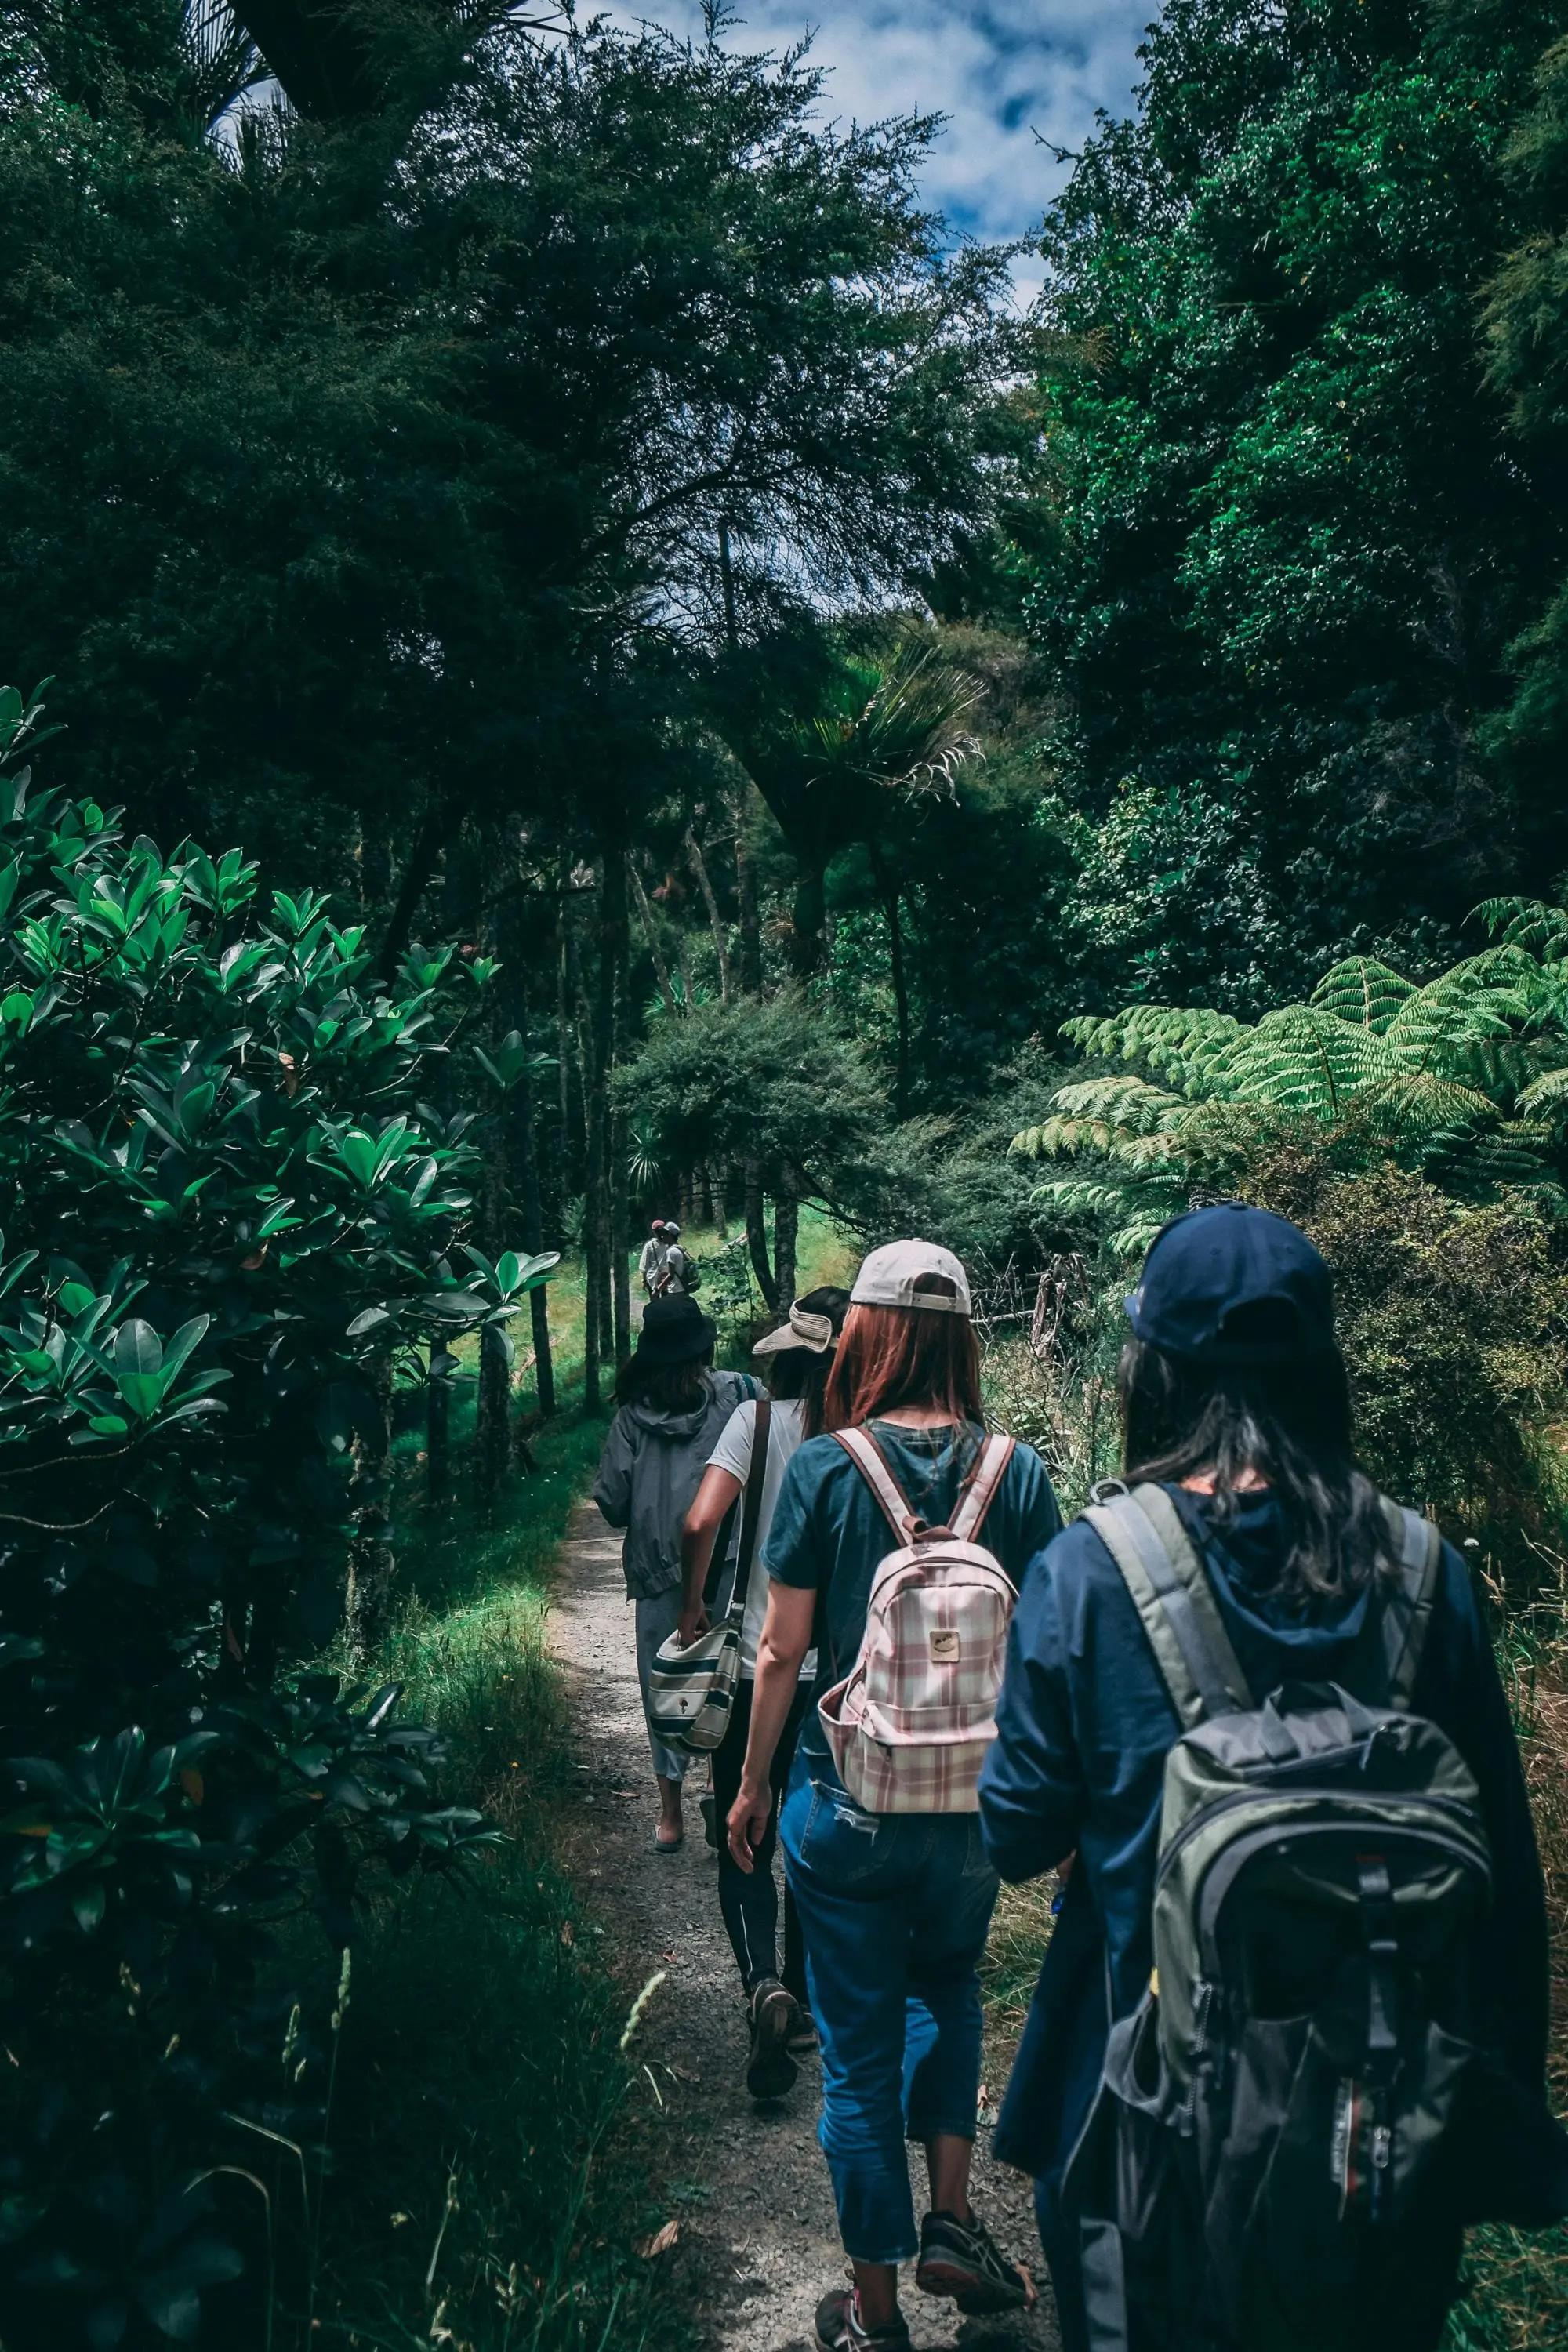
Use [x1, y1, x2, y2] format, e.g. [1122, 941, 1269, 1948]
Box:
[1473, 897, 1568, 957]
[1060, 1007, 1246, 1095]
[1308, 958, 1415, 1034]
[1215, 1007, 1393, 1116]
[1043, 1075, 1187, 1134]
[1361, 1072, 1499, 1137]
[1513, 1062, 1568, 1116]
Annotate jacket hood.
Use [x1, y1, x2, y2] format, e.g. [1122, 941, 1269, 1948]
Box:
[624, 1383, 720, 1443]
[1173, 1484, 1373, 1668]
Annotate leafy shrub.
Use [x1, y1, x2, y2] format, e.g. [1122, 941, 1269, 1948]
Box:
[1240, 1146, 1568, 1574]
[0, 685, 549, 2347]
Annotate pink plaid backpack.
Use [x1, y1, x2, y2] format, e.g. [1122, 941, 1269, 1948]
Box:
[816, 1426, 1018, 1814]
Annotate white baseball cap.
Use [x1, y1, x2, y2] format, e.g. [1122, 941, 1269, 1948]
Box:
[850, 1239, 972, 1317]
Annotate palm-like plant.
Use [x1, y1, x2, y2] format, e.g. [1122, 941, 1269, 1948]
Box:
[1014, 905, 1568, 1252]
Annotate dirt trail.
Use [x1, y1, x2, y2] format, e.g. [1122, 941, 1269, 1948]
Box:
[550, 1500, 1062, 2352]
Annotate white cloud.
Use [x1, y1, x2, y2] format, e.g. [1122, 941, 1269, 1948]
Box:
[604, 2, 1153, 252]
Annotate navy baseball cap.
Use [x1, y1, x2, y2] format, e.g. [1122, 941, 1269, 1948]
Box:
[1124, 1203, 1335, 1364]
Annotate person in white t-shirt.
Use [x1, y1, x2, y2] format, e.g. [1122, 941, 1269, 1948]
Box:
[678, 1285, 849, 2100]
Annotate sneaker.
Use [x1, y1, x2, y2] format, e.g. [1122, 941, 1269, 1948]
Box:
[916, 2206, 1032, 2315]
[814, 2287, 913, 2352]
[745, 1977, 800, 2101]
[786, 2004, 818, 2056]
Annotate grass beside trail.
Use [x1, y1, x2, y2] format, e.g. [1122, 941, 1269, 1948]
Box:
[308, 1403, 686, 2352]
[304, 1209, 858, 2350]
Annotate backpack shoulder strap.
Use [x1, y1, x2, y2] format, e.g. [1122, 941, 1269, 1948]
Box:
[834, 1425, 915, 1543]
[951, 1432, 1016, 1544]
[1370, 1497, 1443, 1710]
[1083, 1483, 1254, 1729]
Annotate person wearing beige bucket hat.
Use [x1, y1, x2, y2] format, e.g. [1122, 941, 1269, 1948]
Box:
[677, 1287, 850, 2100]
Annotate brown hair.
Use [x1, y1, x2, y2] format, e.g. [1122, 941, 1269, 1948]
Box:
[764, 1287, 851, 1439]
[822, 1276, 982, 1432]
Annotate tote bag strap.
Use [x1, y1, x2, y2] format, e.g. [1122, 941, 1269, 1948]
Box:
[725, 1397, 772, 1628]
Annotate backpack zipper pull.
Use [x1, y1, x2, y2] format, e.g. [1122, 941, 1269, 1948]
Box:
[1369, 2121, 1392, 2221]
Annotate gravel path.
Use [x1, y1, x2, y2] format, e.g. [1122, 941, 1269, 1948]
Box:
[551, 1499, 1062, 2352]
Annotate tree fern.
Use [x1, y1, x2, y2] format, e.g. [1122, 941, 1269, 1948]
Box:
[1019, 908, 1568, 1239]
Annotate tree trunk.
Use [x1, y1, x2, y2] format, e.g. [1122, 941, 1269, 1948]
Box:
[710, 1163, 729, 1241]
[345, 1341, 395, 1656]
[630, 856, 679, 1017]
[426, 1347, 452, 1502]
[377, 800, 446, 982]
[474, 1069, 513, 1504]
[745, 1162, 778, 1312]
[869, 842, 911, 1117]
[608, 846, 633, 1367]
[685, 822, 732, 1002]
[773, 1182, 799, 1312]
[789, 860, 828, 978]
[500, 890, 557, 1421]
[517, 1061, 556, 1421]
[477, 1322, 512, 1506]
[734, 790, 763, 995]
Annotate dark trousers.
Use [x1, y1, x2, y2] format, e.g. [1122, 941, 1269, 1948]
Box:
[710, 1675, 808, 2002]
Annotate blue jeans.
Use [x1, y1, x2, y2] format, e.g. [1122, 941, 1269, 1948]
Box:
[781, 1750, 999, 2265]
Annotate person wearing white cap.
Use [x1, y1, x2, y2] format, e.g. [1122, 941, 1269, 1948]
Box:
[677, 1287, 850, 2100]
[724, 1240, 1062, 2352]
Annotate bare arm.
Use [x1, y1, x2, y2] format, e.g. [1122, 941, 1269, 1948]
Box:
[677, 1463, 742, 1647]
[725, 1580, 815, 1873]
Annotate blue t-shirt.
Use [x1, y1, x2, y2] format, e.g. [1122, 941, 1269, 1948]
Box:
[763, 1419, 1063, 1758]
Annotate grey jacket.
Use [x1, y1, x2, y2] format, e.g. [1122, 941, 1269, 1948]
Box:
[591, 1370, 757, 1599]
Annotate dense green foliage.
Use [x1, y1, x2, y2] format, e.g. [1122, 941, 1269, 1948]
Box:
[1029, 0, 1568, 1005]
[0, 688, 558, 2347]
[5, 0, 1568, 2343]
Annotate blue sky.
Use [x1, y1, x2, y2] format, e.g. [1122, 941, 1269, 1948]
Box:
[611, 4, 1156, 300]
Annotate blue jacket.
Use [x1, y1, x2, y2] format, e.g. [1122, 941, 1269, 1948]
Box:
[978, 1487, 1552, 2186]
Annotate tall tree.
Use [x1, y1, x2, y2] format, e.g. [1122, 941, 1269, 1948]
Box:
[1026, 0, 1568, 1007]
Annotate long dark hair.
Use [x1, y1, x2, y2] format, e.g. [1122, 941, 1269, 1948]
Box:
[762, 1287, 851, 1439]
[824, 1274, 983, 1432]
[614, 1355, 712, 1414]
[1120, 1326, 1389, 1603]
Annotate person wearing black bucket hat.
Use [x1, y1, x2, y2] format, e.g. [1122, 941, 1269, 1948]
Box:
[977, 1203, 1559, 2352]
[593, 1296, 760, 1853]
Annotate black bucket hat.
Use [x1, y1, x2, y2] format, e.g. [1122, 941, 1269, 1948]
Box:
[633, 1294, 717, 1366]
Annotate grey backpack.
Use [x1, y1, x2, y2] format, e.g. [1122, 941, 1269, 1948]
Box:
[1063, 1480, 1496, 2352]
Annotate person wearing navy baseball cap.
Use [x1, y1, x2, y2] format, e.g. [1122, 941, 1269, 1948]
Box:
[978, 1200, 1561, 2352]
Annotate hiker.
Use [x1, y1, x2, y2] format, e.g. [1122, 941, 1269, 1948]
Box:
[658, 1220, 689, 1297]
[726, 1240, 1062, 2352]
[637, 1218, 669, 1298]
[592, 1294, 758, 1853]
[979, 1203, 1566, 2352]
[677, 1288, 851, 2100]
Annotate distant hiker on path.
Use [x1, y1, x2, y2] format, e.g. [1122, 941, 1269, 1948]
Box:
[726, 1240, 1061, 2352]
[981, 1203, 1567, 2352]
[592, 1296, 757, 1853]
[657, 1221, 691, 1297]
[677, 1287, 851, 2102]
[638, 1218, 669, 1297]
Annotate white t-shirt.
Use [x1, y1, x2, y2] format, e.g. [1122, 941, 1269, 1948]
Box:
[707, 1396, 819, 1679]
